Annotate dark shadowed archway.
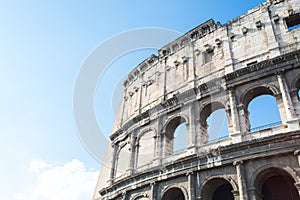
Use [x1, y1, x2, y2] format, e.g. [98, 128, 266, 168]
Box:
[162, 187, 185, 200]
[201, 178, 234, 200]
[255, 167, 300, 200]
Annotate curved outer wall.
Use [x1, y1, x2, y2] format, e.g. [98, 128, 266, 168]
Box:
[94, 0, 300, 199]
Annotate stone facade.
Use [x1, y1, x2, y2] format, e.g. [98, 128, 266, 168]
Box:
[94, 0, 300, 199]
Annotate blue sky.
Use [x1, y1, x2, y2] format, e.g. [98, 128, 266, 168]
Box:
[0, 1, 268, 199]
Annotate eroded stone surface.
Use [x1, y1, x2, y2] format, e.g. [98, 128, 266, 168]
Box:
[94, 0, 300, 199]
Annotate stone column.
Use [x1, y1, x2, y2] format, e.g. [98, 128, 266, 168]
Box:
[150, 182, 158, 200]
[129, 136, 137, 174]
[277, 73, 295, 120]
[234, 161, 249, 200]
[290, 89, 300, 118]
[120, 89, 128, 126]
[293, 150, 300, 196]
[122, 191, 127, 200]
[193, 118, 202, 147]
[277, 73, 299, 130]
[224, 27, 235, 73]
[189, 101, 201, 149]
[109, 143, 119, 184]
[247, 188, 256, 200]
[248, 187, 262, 200]
[228, 89, 241, 134]
[237, 104, 249, 133]
[187, 171, 196, 200]
[228, 89, 242, 143]
[182, 56, 189, 81]
[232, 190, 240, 200]
[199, 121, 208, 144]
[294, 150, 300, 166]
[155, 132, 164, 165]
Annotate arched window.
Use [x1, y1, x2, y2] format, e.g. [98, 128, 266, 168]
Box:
[248, 95, 281, 131]
[207, 109, 229, 142]
[115, 142, 130, 178]
[173, 123, 187, 153]
[201, 178, 234, 200]
[255, 167, 300, 200]
[136, 130, 155, 169]
[164, 116, 187, 156]
[200, 102, 229, 143]
[162, 187, 185, 200]
[242, 86, 282, 132]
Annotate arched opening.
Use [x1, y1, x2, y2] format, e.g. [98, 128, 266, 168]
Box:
[207, 109, 229, 142]
[136, 130, 155, 169]
[248, 95, 282, 131]
[173, 123, 187, 153]
[255, 167, 300, 200]
[201, 178, 234, 200]
[162, 187, 185, 200]
[164, 116, 187, 156]
[242, 86, 281, 132]
[200, 102, 229, 143]
[115, 142, 131, 178]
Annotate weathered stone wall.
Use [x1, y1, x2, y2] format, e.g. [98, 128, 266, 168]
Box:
[94, 0, 300, 199]
[114, 0, 300, 128]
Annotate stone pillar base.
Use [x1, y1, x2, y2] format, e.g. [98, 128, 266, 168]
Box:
[230, 132, 242, 144]
[187, 146, 197, 155]
[287, 118, 300, 131]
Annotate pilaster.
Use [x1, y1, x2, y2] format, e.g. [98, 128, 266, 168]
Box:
[109, 143, 119, 184]
[228, 89, 243, 143]
[187, 171, 196, 200]
[233, 160, 249, 200]
[277, 72, 299, 130]
[150, 182, 157, 200]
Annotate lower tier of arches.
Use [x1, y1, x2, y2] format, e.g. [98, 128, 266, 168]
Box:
[98, 131, 300, 200]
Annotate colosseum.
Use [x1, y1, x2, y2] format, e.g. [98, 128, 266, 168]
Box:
[93, 0, 300, 199]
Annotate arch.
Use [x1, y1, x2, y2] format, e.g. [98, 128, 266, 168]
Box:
[240, 85, 280, 109]
[161, 185, 188, 200]
[289, 74, 300, 91]
[131, 193, 149, 200]
[201, 175, 239, 193]
[199, 101, 229, 143]
[163, 114, 189, 156]
[137, 127, 157, 142]
[135, 128, 156, 168]
[115, 140, 131, 178]
[250, 163, 298, 188]
[163, 114, 189, 133]
[240, 85, 281, 132]
[200, 102, 225, 123]
[248, 94, 282, 131]
[200, 176, 237, 200]
[253, 166, 300, 200]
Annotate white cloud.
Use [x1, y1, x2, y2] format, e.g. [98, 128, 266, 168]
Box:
[28, 160, 53, 173]
[14, 159, 99, 200]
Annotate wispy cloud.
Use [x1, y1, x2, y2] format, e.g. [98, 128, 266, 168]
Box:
[14, 159, 98, 200]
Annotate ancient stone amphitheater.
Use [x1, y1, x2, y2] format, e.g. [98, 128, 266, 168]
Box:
[94, 0, 300, 199]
